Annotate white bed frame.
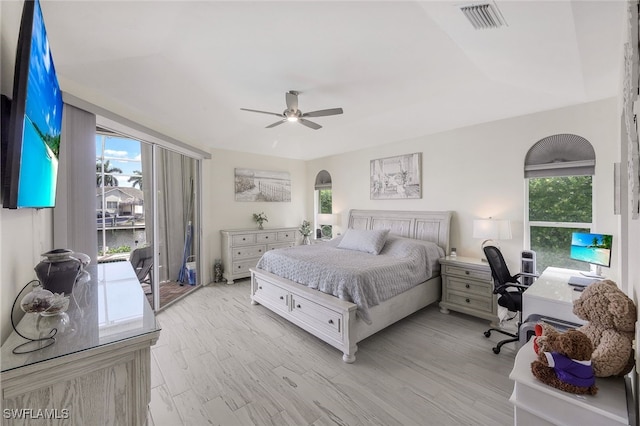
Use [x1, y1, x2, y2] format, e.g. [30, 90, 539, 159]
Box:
[250, 209, 452, 363]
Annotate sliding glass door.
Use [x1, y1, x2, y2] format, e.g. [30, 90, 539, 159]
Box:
[96, 131, 201, 311]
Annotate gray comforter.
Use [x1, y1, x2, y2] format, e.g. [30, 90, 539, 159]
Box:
[255, 235, 445, 323]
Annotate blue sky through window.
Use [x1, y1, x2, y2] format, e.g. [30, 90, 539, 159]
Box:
[96, 135, 142, 188]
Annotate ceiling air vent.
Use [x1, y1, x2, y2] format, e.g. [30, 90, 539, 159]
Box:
[460, 2, 507, 30]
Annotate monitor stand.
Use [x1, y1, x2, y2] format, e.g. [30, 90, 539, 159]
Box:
[580, 264, 604, 279]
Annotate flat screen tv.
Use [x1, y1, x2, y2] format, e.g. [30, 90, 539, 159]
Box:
[2, 0, 63, 209]
[569, 232, 613, 276]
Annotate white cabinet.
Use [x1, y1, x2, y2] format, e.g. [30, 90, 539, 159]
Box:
[221, 227, 297, 283]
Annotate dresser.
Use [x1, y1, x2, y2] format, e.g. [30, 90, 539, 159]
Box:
[1, 262, 160, 426]
[438, 256, 498, 323]
[221, 227, 298, 283]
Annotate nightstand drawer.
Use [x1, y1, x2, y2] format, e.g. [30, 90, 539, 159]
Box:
[232, 234, 256, 246]
[445, 290, 493, 313]
[443, 264, 492, 282]
[232, 245, 266, 260]
[446, 276, 493, 297]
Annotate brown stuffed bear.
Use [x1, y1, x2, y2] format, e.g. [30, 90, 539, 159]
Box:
[531, 328, 598, 395]
[572, 279, 636, 377]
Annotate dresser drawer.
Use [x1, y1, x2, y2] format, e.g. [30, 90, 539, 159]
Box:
[445, 290, 493, 313]
[256, 233, 277, 243]
[277, 230, 296, 242]
[267, 242, 296, 251]
[232, 245, 266, 260]
[443, 264, 492, 282]
[232, 234, 256, 246]
[290, 294, 342, 338]
[446, 276, 493, 297]
[232, 259, 258, 275]
[254, 276, 289, 311]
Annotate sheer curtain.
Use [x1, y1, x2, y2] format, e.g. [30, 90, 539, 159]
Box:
[54, 103, 97, 262]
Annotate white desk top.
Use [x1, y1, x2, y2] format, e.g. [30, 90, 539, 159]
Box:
[523, 267, 588, 324]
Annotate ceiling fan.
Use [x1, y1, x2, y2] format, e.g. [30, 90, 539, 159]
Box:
[241, 90, 343, 130]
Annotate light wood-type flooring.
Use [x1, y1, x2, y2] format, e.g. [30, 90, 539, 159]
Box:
[148, 278, 517, 426]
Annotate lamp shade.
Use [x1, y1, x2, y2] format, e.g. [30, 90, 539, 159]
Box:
[473, 219, 512, 240]
[317, 214, 335, 225]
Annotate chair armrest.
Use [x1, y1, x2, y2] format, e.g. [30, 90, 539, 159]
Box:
[494, 282, 530, 294]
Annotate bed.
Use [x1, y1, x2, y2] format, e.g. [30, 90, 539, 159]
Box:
[250, 209, 452, 362]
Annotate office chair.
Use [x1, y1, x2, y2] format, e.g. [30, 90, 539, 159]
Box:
[483, 245, 537, 354]
[130, 246, 154, 294]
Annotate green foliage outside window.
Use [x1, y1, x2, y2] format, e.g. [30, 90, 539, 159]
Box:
[528, 176, 592, 273]
[319, 189, 332, 214]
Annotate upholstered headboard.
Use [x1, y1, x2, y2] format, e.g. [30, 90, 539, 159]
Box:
[347, 209, 452, 254]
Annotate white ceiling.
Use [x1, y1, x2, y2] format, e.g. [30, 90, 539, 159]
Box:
[2, 1, 627, 160]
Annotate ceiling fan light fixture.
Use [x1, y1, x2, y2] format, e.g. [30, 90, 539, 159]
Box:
[287, 116, 298, 122]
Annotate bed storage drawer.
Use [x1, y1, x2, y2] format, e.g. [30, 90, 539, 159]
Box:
[253, 276, 289, 311]
[291, 294, 342, 338]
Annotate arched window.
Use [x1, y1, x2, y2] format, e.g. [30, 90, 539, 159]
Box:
[525, 134, 595, 273]
[314, 170, 333, 239]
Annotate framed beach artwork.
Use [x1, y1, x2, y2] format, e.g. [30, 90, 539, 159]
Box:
[235, 168, 291, 202]
[370, 153, 422, 200]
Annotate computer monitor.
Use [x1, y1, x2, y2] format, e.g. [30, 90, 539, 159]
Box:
[569, 232, 613, 278]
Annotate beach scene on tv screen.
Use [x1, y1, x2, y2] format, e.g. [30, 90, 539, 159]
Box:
[17, 0, 62, 207]
[570, 233, 612, 266]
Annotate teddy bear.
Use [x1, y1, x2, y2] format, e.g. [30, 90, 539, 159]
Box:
[530, 328, 598, 395]
[572, 279, 636, 377]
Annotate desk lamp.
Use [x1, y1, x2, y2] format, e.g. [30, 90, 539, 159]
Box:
[473, 218, 512, 260]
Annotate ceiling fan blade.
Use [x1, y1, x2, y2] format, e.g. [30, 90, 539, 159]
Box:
[286, 91, 299, 111]
[266, 120, 286, 128]
[301, 107, 344, 118]
[240, 108, 283, 117]
[299, 118, 322, 130]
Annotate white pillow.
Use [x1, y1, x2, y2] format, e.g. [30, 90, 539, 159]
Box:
[337, 229, 390, 255]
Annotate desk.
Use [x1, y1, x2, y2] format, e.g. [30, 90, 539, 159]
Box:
[510, 340, 630, 425]
[1, 262, 160, 426]
[522, 267, 589, 325]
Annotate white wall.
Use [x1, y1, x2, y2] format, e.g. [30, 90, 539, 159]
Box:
[307, 98, 620, 277]
[200, 148, 307, 284]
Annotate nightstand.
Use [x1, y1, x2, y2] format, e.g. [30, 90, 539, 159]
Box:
[439, 256, 498, 323]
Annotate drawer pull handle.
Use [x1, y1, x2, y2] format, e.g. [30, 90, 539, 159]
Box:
[258, 249, 262, 253]
[258, 286, 262, 289]
[328, 319, 334, 324]
[279, 296, 284, 300]
[237, 252, 241, 255]
[465, 271, 470, 275]
[242, 238, 246, 241]
[237, 266, 241, 269]
[465, 298, 470, 303]
[265, 236, 269, 239]
[296, 304, 301, 308]
[465, 284, 470, 289]
[285, 234, 289, 237]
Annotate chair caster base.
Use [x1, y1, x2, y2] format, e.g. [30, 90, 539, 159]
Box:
[492, 346, 501, 354]
[484, 331, 491, 338]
